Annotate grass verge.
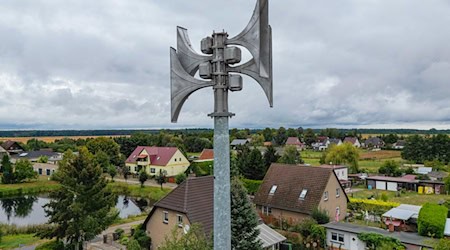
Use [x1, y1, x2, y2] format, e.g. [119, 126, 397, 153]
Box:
[0, 234, 46, 249]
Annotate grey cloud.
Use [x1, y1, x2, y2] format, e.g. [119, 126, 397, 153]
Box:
[0, 0, 450, 129]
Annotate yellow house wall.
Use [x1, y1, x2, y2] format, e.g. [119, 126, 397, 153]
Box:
[318, 174, 348, 222]
[146, 207, 190, 249]
[126, 149, 190, 177]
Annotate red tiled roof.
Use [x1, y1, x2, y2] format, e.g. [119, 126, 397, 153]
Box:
[285, 137, 302, 146]
[125, 146, 178, 166]
[198, 149, 214, 160]
[254, 164, 336, 215]
[144, 176, 214, 234]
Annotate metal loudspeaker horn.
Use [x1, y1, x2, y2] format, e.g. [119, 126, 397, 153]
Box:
[177, 26, 212, 76]
[170, 47, 213, 122]
[227, 0, 273, 106]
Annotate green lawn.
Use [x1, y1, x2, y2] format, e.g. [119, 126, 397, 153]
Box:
[351, 189, 450, 206]
[0, 234, 46, 249]
[107, 182, 171, 201]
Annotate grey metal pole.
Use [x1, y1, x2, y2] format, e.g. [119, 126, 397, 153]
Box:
[210, 31, 232, 250]
[213, 116, 231, 250]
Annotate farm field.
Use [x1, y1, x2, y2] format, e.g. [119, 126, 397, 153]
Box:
[0, 135, 130, 143]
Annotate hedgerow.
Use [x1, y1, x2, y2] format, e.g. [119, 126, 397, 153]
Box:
[418, 203, 447, 238]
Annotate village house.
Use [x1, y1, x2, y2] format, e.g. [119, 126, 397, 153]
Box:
[343, 137, 361, 148]
[230, 138, 250, 149]
[393, 140, 406, 149]
[33, 162, 58, 176]
[0, 146, 8, 158]
[319, 165, 351, 191]
[285, 137, 304, 150]
[329, 138, 342, 147]
[125, 146, 189, 177]
[194, 148, 214, 162]
[11, 150, 62, 164]
[254, 164, 348, 225]
[363, 137, 385, 149]
[312, 136, 330, 151]
[143, 176, 286, 249]
[324, 222, 435, 250]
[1, 140, 24, 155]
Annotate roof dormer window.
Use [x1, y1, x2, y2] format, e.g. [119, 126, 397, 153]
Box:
[299, 189, 308, 200]
[269, 185, 277, 195]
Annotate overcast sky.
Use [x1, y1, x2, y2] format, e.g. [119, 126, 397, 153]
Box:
[1, 0, 449, 130]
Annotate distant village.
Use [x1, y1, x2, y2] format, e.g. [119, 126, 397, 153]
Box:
[0, 129, 449, 249]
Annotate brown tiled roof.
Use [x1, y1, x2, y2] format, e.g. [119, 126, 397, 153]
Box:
[1, 140, 23, 151]
[144, 176, 213, 234]
[254, 164, 333, 215]
[343, 137, 358, 144]
[285, 137, 302, 146]
[198, 149, 214, 160]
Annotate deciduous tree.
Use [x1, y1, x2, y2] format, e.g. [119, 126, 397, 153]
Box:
[279, 145, 304, 164]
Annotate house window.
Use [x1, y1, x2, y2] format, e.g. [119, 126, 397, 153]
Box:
[262, 206, 272, 215]
[134, 166, 137, 172]
[269, 185, 277, 195]
[336, 188, 340, 197]
[150, 168, 156, 174]
[299, 189, 308, 200]
[177, 214, 183, 227]
[324, 191, 328, 201]
[38, 168, 42, 175]
[179, 158, 182, 161]
[163, 211, 169, 224]
[175, 158, 177, 162]
[331, 232, 344, 243]
[46, 169, 50, 175]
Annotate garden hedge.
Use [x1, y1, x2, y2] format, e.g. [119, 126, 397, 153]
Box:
[418, 203, 447, 238]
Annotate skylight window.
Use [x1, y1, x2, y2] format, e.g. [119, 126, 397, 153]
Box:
[299, 189, 308, 200]
[269, 185, 277, 195]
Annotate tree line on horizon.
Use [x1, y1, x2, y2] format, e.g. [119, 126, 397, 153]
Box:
[0, 127, 449, 138]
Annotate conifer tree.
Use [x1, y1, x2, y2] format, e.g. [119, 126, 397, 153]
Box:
[39, 147, 117, 250]
[231, 177, 262, 250]
[1, 155, 14, 184]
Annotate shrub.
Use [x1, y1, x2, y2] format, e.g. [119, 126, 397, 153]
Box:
[380, 193, 389, 202]
[434, 238, 450, 250]
[114, 228, 125, 238]
[311, 207, 330, 224]
[358, 232, 404, 249]
[126, 238, 141, 250]
[240, 178, 262, 195]
[133, 228, 151, 249]
[175, 173, 187, 184]
[291, 218, 317, 236]
[418, 203, 447, 238]
[348, 198, 399, 213]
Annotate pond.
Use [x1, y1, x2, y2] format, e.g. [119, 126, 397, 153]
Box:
[0, 195, 152, 226]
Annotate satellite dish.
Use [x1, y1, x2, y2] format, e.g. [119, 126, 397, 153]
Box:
[183, 224, 190, 234]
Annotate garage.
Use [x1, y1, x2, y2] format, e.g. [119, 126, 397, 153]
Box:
[387, 182, 398, 191]
[376, 181, 386, 190]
